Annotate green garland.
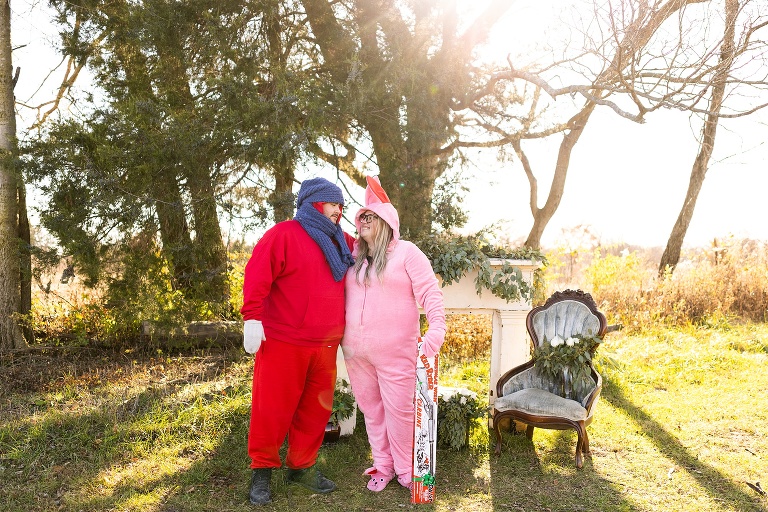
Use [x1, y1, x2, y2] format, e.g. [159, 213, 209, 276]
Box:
[330, 379, 355, 425]
[533, 333, 602, 399]
[414, 231, 547, 303]
[436, 388, 486, 450]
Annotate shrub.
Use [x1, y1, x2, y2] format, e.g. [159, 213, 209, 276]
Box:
[28, 247, 253, 347]
[441, 314, 492, 363]
[27, 291, 132, 346]
[549, 237, 768, 332]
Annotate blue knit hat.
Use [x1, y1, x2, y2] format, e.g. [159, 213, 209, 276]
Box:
[296, 177, 345, 208]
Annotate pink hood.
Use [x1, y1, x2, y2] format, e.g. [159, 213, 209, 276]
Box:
[355, 176, 400, 241]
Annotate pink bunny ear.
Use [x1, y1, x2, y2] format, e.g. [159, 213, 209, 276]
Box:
[366, 175, 390, 204]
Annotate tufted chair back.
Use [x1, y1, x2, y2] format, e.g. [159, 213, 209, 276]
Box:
[530, 299, 603, 349]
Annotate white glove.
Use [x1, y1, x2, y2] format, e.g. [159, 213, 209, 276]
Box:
[243, 320, 266, 354]
[421, 330, 444, 359]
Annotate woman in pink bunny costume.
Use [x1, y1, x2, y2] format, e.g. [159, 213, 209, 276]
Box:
[342, 176, 446, 492]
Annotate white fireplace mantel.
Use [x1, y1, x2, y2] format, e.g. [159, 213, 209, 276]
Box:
[435, 259, 540, 404]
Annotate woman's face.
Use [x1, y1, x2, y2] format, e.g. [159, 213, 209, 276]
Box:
[358, 211, 380, 245]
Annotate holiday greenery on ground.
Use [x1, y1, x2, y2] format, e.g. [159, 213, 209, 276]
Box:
[436, 387, 486, 450]
[330, 379, 355, 425]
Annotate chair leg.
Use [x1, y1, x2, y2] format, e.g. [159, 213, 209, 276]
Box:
[574, 422, 586, 469]
[575, 445, 584, 469]
[582, 429, 590, 454]
[525, 425, 535, 440]
[493, 420, 503, 456]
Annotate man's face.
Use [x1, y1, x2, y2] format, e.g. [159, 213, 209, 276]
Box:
[322, 202, 342, 223]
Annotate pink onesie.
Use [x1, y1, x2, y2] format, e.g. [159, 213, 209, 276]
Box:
[341, 178, 446, 486]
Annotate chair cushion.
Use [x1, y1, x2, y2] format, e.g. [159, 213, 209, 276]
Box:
[501, 366, 597, 408]
[494, 388, 587, 422]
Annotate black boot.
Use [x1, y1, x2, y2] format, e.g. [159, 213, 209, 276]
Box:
[249, 468, 272, 505]
[286, 465, 336, 493]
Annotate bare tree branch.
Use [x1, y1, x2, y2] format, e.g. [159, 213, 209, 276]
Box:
[503, 58, 647, 122]
[29, 17, 107, 129]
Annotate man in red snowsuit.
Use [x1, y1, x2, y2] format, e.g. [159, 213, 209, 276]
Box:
[241, 177, 355, 505]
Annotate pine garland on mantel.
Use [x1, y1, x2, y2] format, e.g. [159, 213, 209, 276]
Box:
[413, 231, 547, 303]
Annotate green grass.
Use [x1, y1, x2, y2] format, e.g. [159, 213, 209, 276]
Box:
[1, 324, 767, 511]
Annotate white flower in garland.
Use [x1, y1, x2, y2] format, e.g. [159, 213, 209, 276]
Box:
[550, 335, 564, 347]
[565, 336, 579, 346]
[439, 387, 477, 401]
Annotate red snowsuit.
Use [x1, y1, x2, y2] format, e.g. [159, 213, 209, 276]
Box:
[242, 220, 354, 469]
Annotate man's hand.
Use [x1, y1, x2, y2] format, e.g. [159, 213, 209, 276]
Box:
[243, 320, 266, 354]
[421, 330, 444, 359]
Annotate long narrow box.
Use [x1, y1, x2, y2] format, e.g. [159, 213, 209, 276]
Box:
[411, 341, 438, 504]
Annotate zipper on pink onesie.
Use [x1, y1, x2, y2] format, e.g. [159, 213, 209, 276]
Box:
[359, 260, 369, 327]
[360, 283, 367, 327]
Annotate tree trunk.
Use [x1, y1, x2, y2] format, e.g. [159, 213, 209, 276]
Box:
[0, 0, 26, 350]
[359, 86, 441, 238]
[364, 100, 438, 238]
[109, 38, 201, 293]
[300, 0, 507, 238]
[524, 104, 596, 249]
[155, 26, 228, 301]
[187, 172, 228, 300]
[379, 158, 437, 239]
[658, 0, 737, 276]
[264, 7, 296, 224]
[271, 157, 295, 222]
[153, 171, 196, 290]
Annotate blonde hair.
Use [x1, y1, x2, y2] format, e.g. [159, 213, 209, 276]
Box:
[354, 216, 394, 285]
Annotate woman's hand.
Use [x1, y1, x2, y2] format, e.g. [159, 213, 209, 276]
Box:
[421, 330, 444, 358]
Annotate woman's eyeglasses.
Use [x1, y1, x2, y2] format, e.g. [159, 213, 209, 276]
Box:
[359, 213, 379, 224]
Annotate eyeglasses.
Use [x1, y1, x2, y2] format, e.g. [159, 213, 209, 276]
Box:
[358, 213, 379, 224]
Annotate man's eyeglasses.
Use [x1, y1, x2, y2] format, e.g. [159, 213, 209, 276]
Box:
[359, 213, 379, 224]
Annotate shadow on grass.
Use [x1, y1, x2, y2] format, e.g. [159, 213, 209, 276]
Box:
[1, 374, 632, 511]
[602, 379, 765, 511]
[5, 386, 420, 511]
[138, 407, 422, 511]
[489, 420, 638, 512]
[7, 345, 761, 511]
[488, 376, 767, 512]
[0, 352, 250, 511]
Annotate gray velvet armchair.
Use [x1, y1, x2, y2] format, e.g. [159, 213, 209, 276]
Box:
[492, 289, 607, 468]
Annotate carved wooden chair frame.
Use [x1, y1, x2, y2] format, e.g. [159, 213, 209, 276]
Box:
[492, 289, 607, 468]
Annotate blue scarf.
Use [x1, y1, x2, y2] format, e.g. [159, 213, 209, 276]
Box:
[294, 202, 355, 282]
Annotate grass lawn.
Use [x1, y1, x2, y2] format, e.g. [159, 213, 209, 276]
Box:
[1, 323, 767, 511]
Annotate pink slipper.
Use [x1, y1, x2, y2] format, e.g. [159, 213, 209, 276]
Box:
[364, 467, 393, 492]
[397, 473, 412, 489]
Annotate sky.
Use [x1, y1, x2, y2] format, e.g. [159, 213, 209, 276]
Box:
[453, 0, 768, 249]
[457, 108, 768, 249]
[12, 1, 62, 128]
[10, 1, 768, 250]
